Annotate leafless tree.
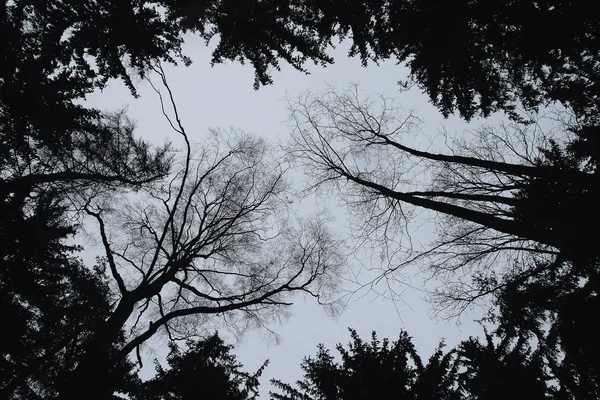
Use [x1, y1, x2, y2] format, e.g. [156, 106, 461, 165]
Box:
[285, 84, 595, 317]
[61, 70, 344, 399]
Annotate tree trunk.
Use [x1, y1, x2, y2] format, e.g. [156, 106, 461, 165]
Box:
[58, 297, 135, 399]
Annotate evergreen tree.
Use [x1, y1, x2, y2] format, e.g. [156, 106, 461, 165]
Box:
[271, 329, 552, 400]
[0, 192, 139, 399]
[139, 333, 266, 400]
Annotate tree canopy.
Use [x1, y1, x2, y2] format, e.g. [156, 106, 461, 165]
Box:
[271, 328, 554, 400]
[284, 83, 599, 398]
[0, 3, 338, 398]
[138, 333, 266, 400]
[0, 193, 139, 399]
[2, 0, 600, 398]
[330, 0, 600, 121]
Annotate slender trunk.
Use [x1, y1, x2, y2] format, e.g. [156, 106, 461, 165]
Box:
[383, 136, 595, 183]
[345, 172, 564, 250]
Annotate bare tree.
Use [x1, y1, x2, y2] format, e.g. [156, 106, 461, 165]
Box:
[285, 84, 596, 316]
[60, 70, 344, 399]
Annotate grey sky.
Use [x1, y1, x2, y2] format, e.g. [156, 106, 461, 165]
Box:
[83, 35, 495, 398]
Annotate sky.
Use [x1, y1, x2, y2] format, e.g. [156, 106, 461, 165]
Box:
[83, 34, 498, 397]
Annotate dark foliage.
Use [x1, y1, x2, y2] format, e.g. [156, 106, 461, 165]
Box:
[156, 0, 334, 89]
[1, 2, 345, 398]
[311, 0, 600, 121]
[7, 0, 598, 124]
[158, 0, 600, 120]
[0, 192, 139, 399]
[3, 0, 599, 398]
[490, 260, 600, 399]
[512, 133, 599, 267]
[138, 333, 266, 400]
[456, 335, 550, 400]
[287, 85, 600, 399]
[271, 328, 553, 400]
[487, 130, 600, 399]
[1, 5, 175, 395]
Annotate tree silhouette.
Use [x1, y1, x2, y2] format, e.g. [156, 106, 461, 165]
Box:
[7, 0, 598, 124]
[55, 69, 343, 399]
[0, 3, 348, 397]
[271, 328, 552, 400]
[0, 192, 140, 399]
[286, 85, 596, 267]
[4, 0, 600, 136]
[2, 0, 348, 208]
[271, 329, 431, 400]
[456, 334, 550, 400]
[285, 85, 599, 398]
[298, 0, 599, 122]
[490, 257, 600, 398]
[163, 0, 600, 120]
[3, 1, 599, 398]
[139, 333, 266, 400]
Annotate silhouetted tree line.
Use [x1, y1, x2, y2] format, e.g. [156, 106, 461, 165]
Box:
[271, 328, 557, 400]
[1, 0, 598, 398]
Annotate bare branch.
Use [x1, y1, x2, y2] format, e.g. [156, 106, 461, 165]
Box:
[85, 206, 128, 294]
[285, 84, 583, 318]
[72, 71, 345, 380]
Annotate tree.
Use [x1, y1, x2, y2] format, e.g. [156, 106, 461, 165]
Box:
[284, 85, 599, 398]
[456, 334, 550, 400]
[271, 329, 452, 400]
[139, 333, 266, 400]
[0, 109, 173, 202]
[0, 0, 335, 202]
[0, 3, 344, 398]
[1, 1, 177, 187]
[1, 4, 176, 396]
[166, 0, 600, 121]
[1, 0, 344, 210]
[0, 192, 140, 399]
[304, 0, 600, 122]
[7, 0, 597, 209]
[490, 258, 600, 398]
[287, 85, 597, 267]
[163, 0, 600, 121]
[270, 328, 551, 400]
[1, 0, 336, 141]
[56, 70, 343, 399]
[5, 0, 598, 397]
[4, 1, 600, 180]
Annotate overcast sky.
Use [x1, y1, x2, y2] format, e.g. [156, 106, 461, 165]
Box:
[83, 34, 498, 398]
